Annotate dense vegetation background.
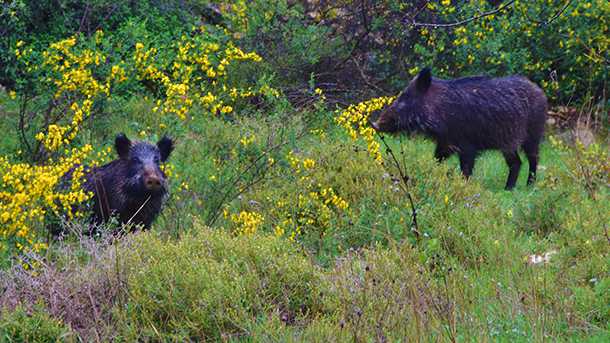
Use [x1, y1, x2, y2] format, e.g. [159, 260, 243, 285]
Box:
[0, 1, 608, 341]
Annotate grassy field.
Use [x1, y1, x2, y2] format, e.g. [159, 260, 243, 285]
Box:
[0, 89, 608, 341]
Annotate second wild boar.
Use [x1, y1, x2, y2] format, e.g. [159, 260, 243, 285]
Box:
[371, 67, 547, 190]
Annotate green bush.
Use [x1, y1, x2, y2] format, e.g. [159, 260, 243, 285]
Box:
[427, 0, 609, 103]
[234, 0, 348, 89]
[252, 0, 608, 105]
[0, 0, 203, 88]
[116, 225, 324, 341]
[0, 306, 74, 343]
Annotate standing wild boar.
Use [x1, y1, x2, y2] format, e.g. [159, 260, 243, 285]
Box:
[83, 133, 174, 229]
[372, 68, 547, 190]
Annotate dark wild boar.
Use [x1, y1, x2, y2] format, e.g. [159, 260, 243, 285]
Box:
[84, 133, 174, 229]
[372, 68, 547, 190]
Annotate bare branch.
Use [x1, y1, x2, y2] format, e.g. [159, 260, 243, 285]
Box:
[205, 128, 307, 226]
[409, 0, 516, 28]
[523, 0, 574, 26]
[374, 131, 420, 239]
[18, 94, 33, 157]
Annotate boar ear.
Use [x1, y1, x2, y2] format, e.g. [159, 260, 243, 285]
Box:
[115, 133, 131, 159]
[415, 67, 432, 93]
[157, 136, 174, 162]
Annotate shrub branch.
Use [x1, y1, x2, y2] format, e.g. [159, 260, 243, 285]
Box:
[376, 132, 420, 239]
[408, 0, 516, 28]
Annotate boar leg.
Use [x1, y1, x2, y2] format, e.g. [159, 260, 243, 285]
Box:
[458, 151, 476, 179]
[434, 143, 452, 162]
[502, 151, 522, 190]
[522, 141, 539, 186]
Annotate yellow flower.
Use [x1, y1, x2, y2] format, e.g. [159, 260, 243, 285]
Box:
[240, 135, 255, 147]
[303, 158, 316, 170]
[230, 211, 264, 235]
[336, 96, 395, 164]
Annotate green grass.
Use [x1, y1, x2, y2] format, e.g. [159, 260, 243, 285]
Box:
[0, 305, 75, 343]
[1, 94, 608, 341]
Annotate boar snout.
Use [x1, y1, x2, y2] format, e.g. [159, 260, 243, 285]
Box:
[371, 108, 399, 133]
[144, 174, 163, 192]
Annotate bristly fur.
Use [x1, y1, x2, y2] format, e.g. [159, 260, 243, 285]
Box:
[83, 134, 174, 229]
[373, 67, 547, 190]
[84, 159, 165, 229]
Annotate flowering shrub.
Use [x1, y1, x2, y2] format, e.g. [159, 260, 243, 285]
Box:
[1, 34, 126, 260]
[229, 210, 265, 236]
[335, 96, 396, 164]
[545, 135, 609, 199]
[222, 149, 350, 243]
[133, 31, 276, 120]
[269, 151, 349, 242]
[298, 0, 607, 104]
[2, 24, 271, 260]
[417, 0, 609, 101]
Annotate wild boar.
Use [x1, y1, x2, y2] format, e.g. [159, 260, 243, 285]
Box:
[372, 68, 547, 190]
[83, 133, 174, 228]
